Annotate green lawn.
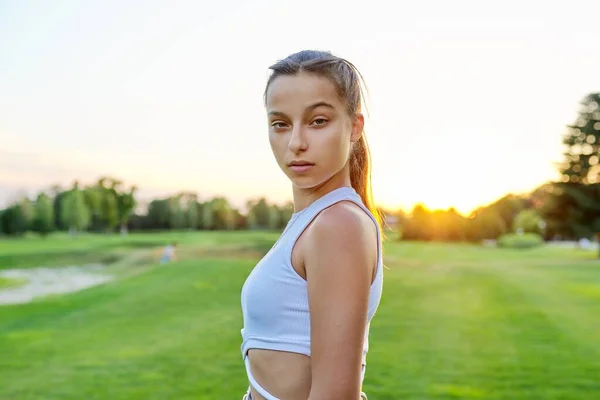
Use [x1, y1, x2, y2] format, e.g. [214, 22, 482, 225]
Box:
[0, 232, 598, 399]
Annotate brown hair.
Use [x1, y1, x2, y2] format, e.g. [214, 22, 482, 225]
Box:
[264, 50, 382, 230]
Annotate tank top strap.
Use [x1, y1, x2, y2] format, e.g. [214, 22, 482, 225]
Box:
[282, 186, 363, 249]
[280, 186, 383, 274]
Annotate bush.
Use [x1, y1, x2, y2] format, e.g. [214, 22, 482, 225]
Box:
[497, 233, 544, 249]
[512, 209, 544, 235]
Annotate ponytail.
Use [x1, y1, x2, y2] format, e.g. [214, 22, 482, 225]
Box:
[350, 133, 383, 231]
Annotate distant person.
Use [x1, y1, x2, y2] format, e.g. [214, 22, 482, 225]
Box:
[240, 50, 383, 400]
[160, 242, 177, 264]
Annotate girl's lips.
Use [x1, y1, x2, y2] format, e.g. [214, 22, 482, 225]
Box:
[289, 164, 314, 173]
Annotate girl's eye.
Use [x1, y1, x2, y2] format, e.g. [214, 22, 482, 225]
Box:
[311, 118, 328, 126]
[271, 121, 288, 129]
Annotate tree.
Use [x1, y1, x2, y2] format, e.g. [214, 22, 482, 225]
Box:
[168, 196, 186, 230]
[195, 201, 206, 230]
[466, 209, 506, 241]
[53, 188, 68, 231]
[116, 186, 137, 235]
[246, 198, 272, 229]
[268, 205, 281, 230]
[32, 193, 55, 236]
[185, 197, 199, 230]
[214, 197, 236, 230]
[277, 202, 295, 229]
[431, 208, 467, 242]
[401, 204, 434, 241]
[0, 204, 28, 236]
[486, 195, 528, 231]
[0, 198, 35, 236]
[203, 197, 236, 230]
[84, 186, 104, 231]
[202, 200, 215, 230]
[545, 92, 600, 254]
[90, 177, 132, 233]
[513, 209, 544, 235]
[246, 208, 258, 230]
[102, 192, 119, 232]
[528, 183, 553, 210]
[540, 184, 586, 239]
[560, 93, 600, 186]
[147, 199, 170, 229]
[233, 208, 246, 230]
[19, 198, 35, 231]
[61, 189, 91, 235]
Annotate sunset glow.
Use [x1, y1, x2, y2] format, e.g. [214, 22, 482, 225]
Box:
[1, 1, 598, 216]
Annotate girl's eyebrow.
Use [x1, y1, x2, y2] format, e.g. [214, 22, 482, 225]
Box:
[268, 101, 335, 118]
[268, 110, 288, 118]
[305, 101, 335, 111]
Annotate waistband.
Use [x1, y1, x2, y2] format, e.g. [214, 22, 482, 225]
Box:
[243, 354, 368, 400]
[242, 387, 369, 399]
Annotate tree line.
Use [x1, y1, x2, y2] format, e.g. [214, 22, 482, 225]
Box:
[395, 186, 549, 242]
[0, 176, 296, 236]
[394, 92, 600, 245]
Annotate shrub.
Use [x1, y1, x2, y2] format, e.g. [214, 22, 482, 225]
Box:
[497, 233, 544, 249]
[512, 209, 544, 235]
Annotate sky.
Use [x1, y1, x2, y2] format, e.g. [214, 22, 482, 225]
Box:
[1, 0, 600, 215]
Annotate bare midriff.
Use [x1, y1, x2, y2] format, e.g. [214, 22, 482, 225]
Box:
[247, 348, 312, 400]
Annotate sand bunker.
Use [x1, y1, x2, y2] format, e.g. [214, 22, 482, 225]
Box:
[0, 264, 113, 306]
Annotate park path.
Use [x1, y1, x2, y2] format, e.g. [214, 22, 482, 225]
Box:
[0, 265, 113, 305]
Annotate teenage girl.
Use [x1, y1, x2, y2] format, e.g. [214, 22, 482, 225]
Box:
[240, 50, 384, 400]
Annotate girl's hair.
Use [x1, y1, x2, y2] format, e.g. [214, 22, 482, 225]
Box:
[264, 50, 382, 230]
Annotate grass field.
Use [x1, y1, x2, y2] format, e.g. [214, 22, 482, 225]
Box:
[0, 232, 599, 399]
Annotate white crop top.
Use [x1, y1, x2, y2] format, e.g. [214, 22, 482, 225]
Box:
[240, 186, 384, 384]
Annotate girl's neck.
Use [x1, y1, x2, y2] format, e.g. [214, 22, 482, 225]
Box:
[292, 168, 352, 214]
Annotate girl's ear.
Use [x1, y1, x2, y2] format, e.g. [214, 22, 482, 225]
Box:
[350, 113, 364, 143]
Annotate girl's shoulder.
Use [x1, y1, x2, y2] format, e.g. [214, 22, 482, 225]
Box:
[301, 200, 378, 275]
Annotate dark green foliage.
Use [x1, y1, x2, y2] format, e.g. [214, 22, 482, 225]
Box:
[542, 93, 600, 248]
[61, 189, 91, 233]
[559, 93, 600, 185]
[32, 193, 55, 235]
[246, 198, 271, 229]
[512, 209, 544, 235]
[0, 204, 28, 236]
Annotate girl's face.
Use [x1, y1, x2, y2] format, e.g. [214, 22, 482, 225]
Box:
[265, 71, 363, 191]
